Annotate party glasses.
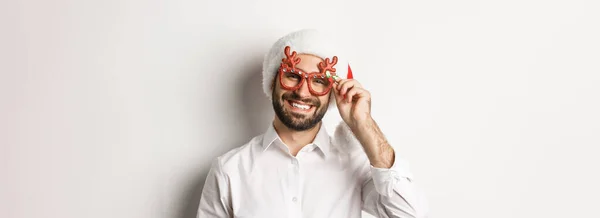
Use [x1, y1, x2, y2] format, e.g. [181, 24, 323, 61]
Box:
[278, 46, 339, 96]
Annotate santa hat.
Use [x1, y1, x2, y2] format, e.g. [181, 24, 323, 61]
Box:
[261, 29, 362, 151]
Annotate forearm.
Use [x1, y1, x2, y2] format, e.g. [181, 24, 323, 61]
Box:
[350, 117, 395, 168]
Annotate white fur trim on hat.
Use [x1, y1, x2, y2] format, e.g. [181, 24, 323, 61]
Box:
[261, 29, 350, 100]
[332, 121, 363, 153]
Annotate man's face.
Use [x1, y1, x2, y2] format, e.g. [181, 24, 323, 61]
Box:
[272, 54, 331, 131]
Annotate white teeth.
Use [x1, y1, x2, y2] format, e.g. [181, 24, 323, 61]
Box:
[291, 102, 310, 110]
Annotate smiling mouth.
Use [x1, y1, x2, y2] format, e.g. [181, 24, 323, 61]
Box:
[286, 100, 314, 111]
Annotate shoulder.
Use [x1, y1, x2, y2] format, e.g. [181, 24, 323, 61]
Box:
[208, 134, 264, 175]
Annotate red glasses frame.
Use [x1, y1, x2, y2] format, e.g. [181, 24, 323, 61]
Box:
[278, 46, 338, 96]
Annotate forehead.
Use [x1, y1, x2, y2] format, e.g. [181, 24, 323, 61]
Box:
[295, 54, 324, 72]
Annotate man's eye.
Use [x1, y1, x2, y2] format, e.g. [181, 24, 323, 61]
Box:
[314, 79, 326, 84]
[287, 74, 300, 80]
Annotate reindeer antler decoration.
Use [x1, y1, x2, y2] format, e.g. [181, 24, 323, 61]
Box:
[319, 56, 339, 81]
[281, 46, 301, 69]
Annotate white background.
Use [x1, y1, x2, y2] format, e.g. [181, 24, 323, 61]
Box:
[2, 0, 599, 218]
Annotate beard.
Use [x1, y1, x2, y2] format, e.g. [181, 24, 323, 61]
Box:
[272, 87, 328, 131]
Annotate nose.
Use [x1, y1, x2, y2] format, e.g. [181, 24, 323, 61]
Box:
[294, 79, 312, 98]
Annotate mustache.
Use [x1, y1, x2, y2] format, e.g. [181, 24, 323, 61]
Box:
[282, 92, 320, 107]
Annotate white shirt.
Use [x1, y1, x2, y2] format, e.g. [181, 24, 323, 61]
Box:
[197, 123, 429, 218]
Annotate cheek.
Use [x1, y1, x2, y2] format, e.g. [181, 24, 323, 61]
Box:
[318, 96, 330, 106]
[275, 89, 289, 101]
[272, 82, 284, 97]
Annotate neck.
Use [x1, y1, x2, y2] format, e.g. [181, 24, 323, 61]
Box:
[273, 116, 321, 156]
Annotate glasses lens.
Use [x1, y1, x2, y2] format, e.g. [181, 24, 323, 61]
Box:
[281, 71, 302, 88]
[309, 75, 332, 94]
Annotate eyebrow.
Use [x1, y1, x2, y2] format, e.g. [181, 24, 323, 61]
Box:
[295, 66, 309, 72]
[295, 65, 324, 74]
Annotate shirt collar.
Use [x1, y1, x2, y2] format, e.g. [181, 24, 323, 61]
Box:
[261, 123, 332, 158]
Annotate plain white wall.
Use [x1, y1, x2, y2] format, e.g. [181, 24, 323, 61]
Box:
[2, 0, 599, 218]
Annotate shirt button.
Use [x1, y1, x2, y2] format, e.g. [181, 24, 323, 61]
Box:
[292, 197, 298, 202]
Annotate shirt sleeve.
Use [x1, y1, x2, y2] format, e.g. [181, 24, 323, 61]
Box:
[361, 146, 430, 218]
[197, 158, 233, 218]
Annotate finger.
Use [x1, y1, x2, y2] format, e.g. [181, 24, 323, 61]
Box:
[331, 83, 342, 101]
[345, 87, 368, 103]
[336, 79, 349, 91]
[333, 83, 349, 104]
[349, 87, 372, 103]
[340, 80, 362, 96]
[333, 79, 347, 100]
[332, 76, 343, 85]
[338, 80, 354, 96]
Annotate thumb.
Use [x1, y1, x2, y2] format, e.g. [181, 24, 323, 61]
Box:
[331, 82, 339, 98]
[332, 83, 344, 103]
[331, 82, 344, 103]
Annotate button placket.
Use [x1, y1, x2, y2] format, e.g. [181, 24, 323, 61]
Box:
[288, 157, 301, 217]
